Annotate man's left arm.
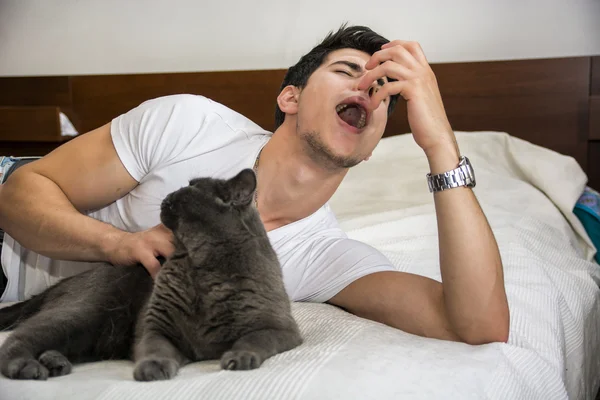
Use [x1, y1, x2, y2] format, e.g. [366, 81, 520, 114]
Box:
[329, 41, 509, 345]
[424, 144, 509, 344]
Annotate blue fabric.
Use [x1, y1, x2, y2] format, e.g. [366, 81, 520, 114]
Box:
[574, 186, 600, 263]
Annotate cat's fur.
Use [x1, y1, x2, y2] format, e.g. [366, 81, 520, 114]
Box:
[0, 168, 302, 381]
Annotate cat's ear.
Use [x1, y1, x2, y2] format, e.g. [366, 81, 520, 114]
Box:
[227, 169, 257, 207]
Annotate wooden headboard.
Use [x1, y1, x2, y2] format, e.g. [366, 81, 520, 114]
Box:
[1, 56, 598, 189]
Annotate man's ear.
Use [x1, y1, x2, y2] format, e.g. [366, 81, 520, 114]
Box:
[277, 85, 300, 116]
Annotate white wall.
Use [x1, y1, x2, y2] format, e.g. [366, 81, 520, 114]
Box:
[0, 0, 599, 77]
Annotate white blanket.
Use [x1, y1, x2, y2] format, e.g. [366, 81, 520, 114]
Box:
[1, 131, 599, 400]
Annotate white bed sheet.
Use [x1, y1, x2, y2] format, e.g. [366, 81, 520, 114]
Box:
[1, 131, 599, 400]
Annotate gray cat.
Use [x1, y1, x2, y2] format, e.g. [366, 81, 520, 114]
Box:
[0, 168, 302, 381]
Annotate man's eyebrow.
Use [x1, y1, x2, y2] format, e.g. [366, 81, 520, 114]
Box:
[329, 60, 387, 86]
[329, 60, 363, 73]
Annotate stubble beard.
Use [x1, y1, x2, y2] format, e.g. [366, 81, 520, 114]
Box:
[299, 128, 363, 171]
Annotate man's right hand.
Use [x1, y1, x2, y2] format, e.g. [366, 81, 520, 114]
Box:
[105, 224, 175, 278]
[0, 123, 171, 277]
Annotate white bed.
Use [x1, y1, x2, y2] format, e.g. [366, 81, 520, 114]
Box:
[1, 131, 599, 400]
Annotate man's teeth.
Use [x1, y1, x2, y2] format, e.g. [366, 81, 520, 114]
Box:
[336, 104, 348, 113]
[357, 111, 366, 129]
[336, 104, 367, 129]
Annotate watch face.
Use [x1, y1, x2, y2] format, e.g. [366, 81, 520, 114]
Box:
[464, 157, 476, 187]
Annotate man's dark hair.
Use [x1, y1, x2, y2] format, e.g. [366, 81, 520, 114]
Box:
[274, 24, 400, 130]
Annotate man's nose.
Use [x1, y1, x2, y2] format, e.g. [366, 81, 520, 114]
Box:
[358, 78, 381, 98]
[367, 85, 381, 98]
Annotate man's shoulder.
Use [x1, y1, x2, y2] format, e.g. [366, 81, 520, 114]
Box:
[134, 93, 211, 113]
[138, 94, 270, 135]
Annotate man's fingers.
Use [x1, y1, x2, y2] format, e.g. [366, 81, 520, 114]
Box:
[381, 40, 428, 65]
[370, 81, 408, 110]
[156, 240, 175, 259]
[152, 223, 171, 235]
[146, 223, 170, 239]
[365, 45, 419, 71]
[149, 223, 175, 257]
[358, 62, 388, 90]
[382, 40, 415, 49]
[358, 61, 411, 91]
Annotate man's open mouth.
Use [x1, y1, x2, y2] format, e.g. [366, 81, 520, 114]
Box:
[336, 102, 368, 130]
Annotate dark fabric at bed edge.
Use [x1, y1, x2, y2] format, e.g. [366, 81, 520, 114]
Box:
[0, 230, 5, 295]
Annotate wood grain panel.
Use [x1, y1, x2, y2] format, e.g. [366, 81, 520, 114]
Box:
[589, 141, 600, 191]
[0, 76, 71, 108]
[432, 57, 590, 97]
[592, 56, 600, 95]
[590, 96, 600, 140]
[0, 107, 62, 142]
[0, 56, 593, 171]
[385, 57, 591, 167]
[71, 70, 286, 133]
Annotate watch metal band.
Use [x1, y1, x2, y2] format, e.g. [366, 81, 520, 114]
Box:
[427, 156, 475, 193]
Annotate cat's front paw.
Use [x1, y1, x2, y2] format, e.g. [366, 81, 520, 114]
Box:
[133, 358, 179, 381]
[38, 350, 72, 377]
[1, 357, 49, 380]
[220, 350, 262, 371]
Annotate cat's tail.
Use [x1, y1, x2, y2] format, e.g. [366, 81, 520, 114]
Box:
[0, 292, 46, 331]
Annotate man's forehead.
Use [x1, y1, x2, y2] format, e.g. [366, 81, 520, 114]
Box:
[323, 49, 371, 66]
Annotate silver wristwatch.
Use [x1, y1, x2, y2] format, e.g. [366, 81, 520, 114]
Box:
[427, 156, 476, 193]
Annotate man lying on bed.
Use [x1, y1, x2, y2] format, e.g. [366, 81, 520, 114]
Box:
[0, 25, 509, 345]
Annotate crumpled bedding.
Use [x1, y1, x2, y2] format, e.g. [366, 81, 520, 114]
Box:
[1, 131, 598, 400]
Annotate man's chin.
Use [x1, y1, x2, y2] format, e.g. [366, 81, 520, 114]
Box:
[301, 130, 364, 169]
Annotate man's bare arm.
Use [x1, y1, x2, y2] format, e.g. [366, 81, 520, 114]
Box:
[0, 123, 173, 276]
[427, 144, 509, 344]
[328, 183, 509, 346]
[328, 40, 509, 344]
